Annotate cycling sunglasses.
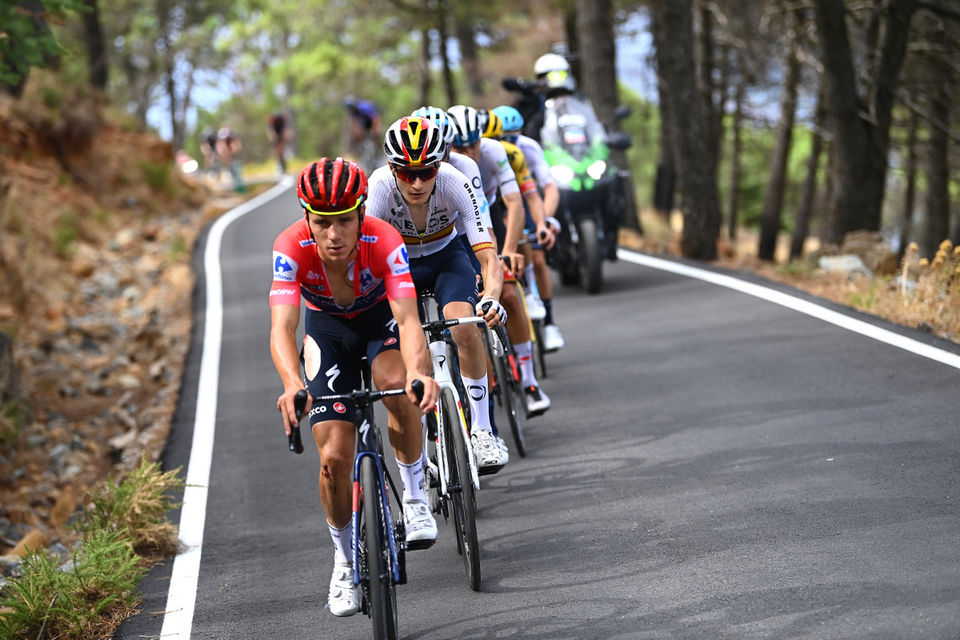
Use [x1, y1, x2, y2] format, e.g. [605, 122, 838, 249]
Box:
[393, 164, 439, 184]
[299, 195, 365, 216]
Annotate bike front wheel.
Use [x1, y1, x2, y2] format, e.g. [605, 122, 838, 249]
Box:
[360, 456, 398, 640]
[440, 388, 481, 590]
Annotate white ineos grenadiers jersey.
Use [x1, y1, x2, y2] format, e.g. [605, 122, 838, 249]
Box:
[476, 137, 519, 207]
[366, 162, 494, 259]
[515, 134, 554, 190]
[448, 151, 493, 231]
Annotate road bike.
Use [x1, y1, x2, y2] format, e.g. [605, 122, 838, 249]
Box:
[418, 290, 484, 591]
[288, 376, 424, 640]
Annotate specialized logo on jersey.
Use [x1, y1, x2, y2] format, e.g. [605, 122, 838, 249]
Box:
[273, 252, 297, 282]
[387, 245, 410, 276]
[385, 317, 398, 333]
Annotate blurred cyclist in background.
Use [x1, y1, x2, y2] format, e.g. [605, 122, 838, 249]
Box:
[267, 112, 292, 175]
[342, 97, 385, 175]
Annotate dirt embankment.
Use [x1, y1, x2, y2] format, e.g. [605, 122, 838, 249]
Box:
[0, 87, 235, 556]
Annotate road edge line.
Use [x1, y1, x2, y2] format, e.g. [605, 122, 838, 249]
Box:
[617, 248, 960, 372]
[160, 177, 294, 639]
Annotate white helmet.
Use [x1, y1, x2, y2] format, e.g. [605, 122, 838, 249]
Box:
[534, 53, 569, 76]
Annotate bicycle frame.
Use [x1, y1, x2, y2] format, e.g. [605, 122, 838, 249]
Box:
[419, 293, 482, 495]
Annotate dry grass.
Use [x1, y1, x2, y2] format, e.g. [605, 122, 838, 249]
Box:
[621, 209, 960, 345]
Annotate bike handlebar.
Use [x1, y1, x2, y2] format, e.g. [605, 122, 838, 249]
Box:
[287, 381, 425, 454]
[421, 316, 485, 334]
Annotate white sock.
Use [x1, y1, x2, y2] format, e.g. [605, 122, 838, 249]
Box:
[516, 341, 537, 387]
[397, 459, 425, 503]
[328, 521, 353, 565]
[462, 374, 492, 434]
[524, 264, 539, 296]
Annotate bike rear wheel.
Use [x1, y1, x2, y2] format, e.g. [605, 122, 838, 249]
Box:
[440, 389, 481, 590]
[360, 456, 398, 639]
[531, 318, 547, 380]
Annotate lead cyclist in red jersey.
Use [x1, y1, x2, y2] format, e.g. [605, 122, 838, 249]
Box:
[270, 157, 439, 618]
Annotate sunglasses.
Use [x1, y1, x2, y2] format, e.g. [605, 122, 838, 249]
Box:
[393, 165, 439, 184]
[300, 195, 365, 216]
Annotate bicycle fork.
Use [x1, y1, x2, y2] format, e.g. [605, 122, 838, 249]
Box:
[427, 339, 481, 494]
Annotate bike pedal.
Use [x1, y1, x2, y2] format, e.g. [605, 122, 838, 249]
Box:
[405, 537, 437, 551]
[477, 463, 504, 476]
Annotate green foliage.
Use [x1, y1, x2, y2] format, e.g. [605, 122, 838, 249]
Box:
[0, 398, 27, 447]
[0, 531, 144, 640]
[0, 0, 86, 91]
[140, 161, 173, 195]
[72, 456, 184, 560]
[53, 209, 79, 257]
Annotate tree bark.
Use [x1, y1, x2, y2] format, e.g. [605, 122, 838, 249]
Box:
[651, 5, 675, 218]
[419, 18, 431, 107]
[454, 12, 482, 97]
[898, 110, 919, 259]
[790, 90, 826, 261]
[81, 0, 108, 90]
[758, 12, 802, 262]
[653, 0, 721, 259]
[727, 73, 745, 242]
[922, 82, 950, 258]
[437, 0, 457, 106]
[814, 0, 915, 242]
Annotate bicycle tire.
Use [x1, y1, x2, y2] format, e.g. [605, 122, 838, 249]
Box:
[531, 318, 548, 379]
[500, 345, 528, 458]
[360, 456, 398, 640]
[440, 388, 482, 590]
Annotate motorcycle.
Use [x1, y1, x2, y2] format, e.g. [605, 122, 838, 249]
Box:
[503, 78, 631, 293]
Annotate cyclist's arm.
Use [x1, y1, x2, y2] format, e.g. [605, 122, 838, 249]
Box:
[542, 181, 559, 219]
[270, 304, 308, 433]
[387, 296, 439, 412]
[475, 246, 504, 319]
[501, 191, 526, 271]
[522, 188, 555, 250]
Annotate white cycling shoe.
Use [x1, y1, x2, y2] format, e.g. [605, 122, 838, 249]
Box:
[495, 435, 511, 465]
[472, 429, 506, 475]
[543, 324, 565, 352]
[327, 559, 359, 617]
[403, 499, 438, 550]
[525, 293, 547, 320]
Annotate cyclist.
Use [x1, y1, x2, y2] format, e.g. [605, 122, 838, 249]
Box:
[342, 96, 385, 175]
[493, 104, 566, 351]
[365, 116, 509, 473]
[270, 157, 439, 617]
[266, 112, 291, 175]
[449, 106, 552, 417]
[411, 105, 511, 458]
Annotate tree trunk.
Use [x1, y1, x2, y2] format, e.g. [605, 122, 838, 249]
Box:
[898, 110, 919, 259]
[790, 90, 826, 261]
[565, 6, 581, 85]
[695, 0, 720, 166]
[419, 20, 431, 107]
[922, 83, 950, 258]
[453, 6, 482, 97]
[576, 0, 637, 230]
[437, 0, 457, 106]
[651, 6, 675, 218]
[758, 12, 802, 262]
[81, 0, 108, 90]
[653, 0, 721, 259]
[727, 73, 745, 242]
[814, 0, 915, 242]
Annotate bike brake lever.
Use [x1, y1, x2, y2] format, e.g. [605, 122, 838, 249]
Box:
[288, 389, 308, 454]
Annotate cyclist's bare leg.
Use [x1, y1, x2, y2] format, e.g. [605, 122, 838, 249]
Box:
[531, 247, 552, 301]
[443, 301, 486, 379]
[310, 419, 356, 527]
[500, 282, 531, 345]
[371, 349, 423, 465]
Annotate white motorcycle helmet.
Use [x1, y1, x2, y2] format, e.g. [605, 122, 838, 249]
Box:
[534, 53, 575, 93]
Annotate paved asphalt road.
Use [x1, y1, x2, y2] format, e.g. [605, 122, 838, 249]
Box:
[116, 185, 960, 640]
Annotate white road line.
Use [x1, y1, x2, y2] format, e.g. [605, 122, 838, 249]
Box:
[160, 178, 293, 639]
[617, 248, 960, 372]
